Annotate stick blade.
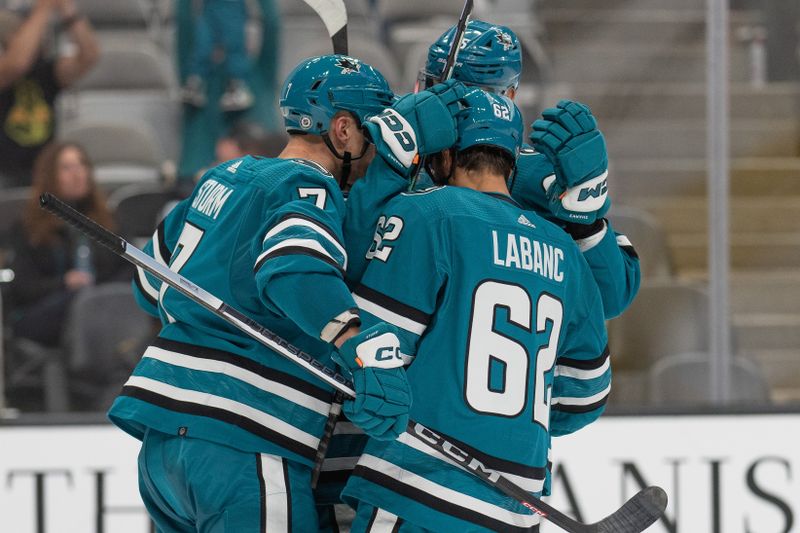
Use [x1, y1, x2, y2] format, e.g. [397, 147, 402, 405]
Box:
[593, 486, 668, 533]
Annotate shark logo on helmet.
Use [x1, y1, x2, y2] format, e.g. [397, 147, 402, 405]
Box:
[495, 29, 514, 51]
[335, 57, 361, 74]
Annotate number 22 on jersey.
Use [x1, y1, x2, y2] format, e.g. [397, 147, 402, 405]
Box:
[464, 280, 563, 431]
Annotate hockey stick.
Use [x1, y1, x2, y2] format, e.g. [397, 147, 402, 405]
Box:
[408, 0, 473, 191]
[301, 0, 350, 484]
[40, 193, 667, 533]
[303, 0, 348, 54]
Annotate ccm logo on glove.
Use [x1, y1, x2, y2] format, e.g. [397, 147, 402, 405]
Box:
[355, 331, 405, 369]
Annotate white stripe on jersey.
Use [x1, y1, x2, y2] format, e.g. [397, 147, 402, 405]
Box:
[551, 383, 612, 407]
[136, 266, 159, 300]
[353, 294, 427, 336]
[255, 238, 342, 269]
[357, 454, 541, 529]
[261, 454, 289, 533]
[264, 217, 348, 269]
[123, 376, 321, 449]
[367, 508, 401, 532]
[142, 346, 332, 416]
[554, 357, 611, 380]
[396, 432, 544, 494]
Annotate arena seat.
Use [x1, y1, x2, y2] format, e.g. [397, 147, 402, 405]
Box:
[75, 0, 150, 29]
[607, 282, 711, 373]
[60, 37, 180, 161]
[59, 122, 164, 189]
[108, 183, 175, 244]
[608, 205, 674, 281]
[0, 187, 30, 259]
[648, 351, 771, 405]
[62, 283, 155, 411]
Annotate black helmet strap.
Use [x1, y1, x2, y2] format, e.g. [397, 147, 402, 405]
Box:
[323, 133, 370, 190]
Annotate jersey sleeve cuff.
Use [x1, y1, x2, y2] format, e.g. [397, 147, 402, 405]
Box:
[573, 220, 608, 252]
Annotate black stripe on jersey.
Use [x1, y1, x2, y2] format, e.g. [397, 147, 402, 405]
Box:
[557, 345, 610, 371]
[254, 246, 345, 277]
[134, 269, 158, 306]
[120, 386, 319, 461]
[156, 220, 172, 264]
[393, 518, 404, 533]
[152, 337, 335, 403]
[257, 454, 267, 533]
[354, 284, 432, 326]
[274, 212, 343, 249]
[552, 395, 609, 414]
[353, 466, 538, 533]
[427, 427, 547, 480]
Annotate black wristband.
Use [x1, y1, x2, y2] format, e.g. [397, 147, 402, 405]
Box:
[563, 218, 606, 241]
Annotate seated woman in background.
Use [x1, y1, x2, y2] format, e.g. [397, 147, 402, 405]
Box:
[6, 141, 126, 347]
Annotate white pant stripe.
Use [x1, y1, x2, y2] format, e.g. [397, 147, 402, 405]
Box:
[261, 454, 289, 533]
[368, 507, 401, 533]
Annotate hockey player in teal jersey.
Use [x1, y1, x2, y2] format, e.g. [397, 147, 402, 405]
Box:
[108, 54, 414, 532]
[421, 20, 640, 319]
[342, 88, 611, 532]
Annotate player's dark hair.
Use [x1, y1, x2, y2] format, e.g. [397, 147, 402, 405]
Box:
[456, 145, 515, 178]
[428, 145, 515, 186]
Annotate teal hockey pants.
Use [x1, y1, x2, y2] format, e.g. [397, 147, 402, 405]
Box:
[138, 428, 318, 532]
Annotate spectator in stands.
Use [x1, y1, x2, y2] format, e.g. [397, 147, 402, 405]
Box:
[214, 119, 285, 161]
[0, 0, 99, 187]
[181, 0, 254, 112]
[6, 141, 124, 347]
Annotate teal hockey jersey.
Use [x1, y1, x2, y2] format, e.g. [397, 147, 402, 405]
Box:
[341, 186, 611, 532]
[109, 156, 358, 467]
[511, 144, 641, 318]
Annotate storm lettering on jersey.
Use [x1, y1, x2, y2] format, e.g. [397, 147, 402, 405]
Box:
[191, 179, 234, 219]
[492, 230, 564, 282]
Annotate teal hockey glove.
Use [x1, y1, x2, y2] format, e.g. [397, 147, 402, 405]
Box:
[334, 323, 412, 441]
[530, 100, 610, 225]
[365, 80, 467, 178]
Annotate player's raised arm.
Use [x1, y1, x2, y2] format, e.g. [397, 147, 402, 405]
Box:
[517, 99, 642, 318]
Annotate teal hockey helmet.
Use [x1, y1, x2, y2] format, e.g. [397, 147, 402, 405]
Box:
[280, 55, 395, 135]
[457, 88, 523, 160]
[421, 20, 522, 94]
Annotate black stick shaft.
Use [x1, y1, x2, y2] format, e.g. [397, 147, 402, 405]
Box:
[40, 193, 125, 253]
[39, 193, 664, 533]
